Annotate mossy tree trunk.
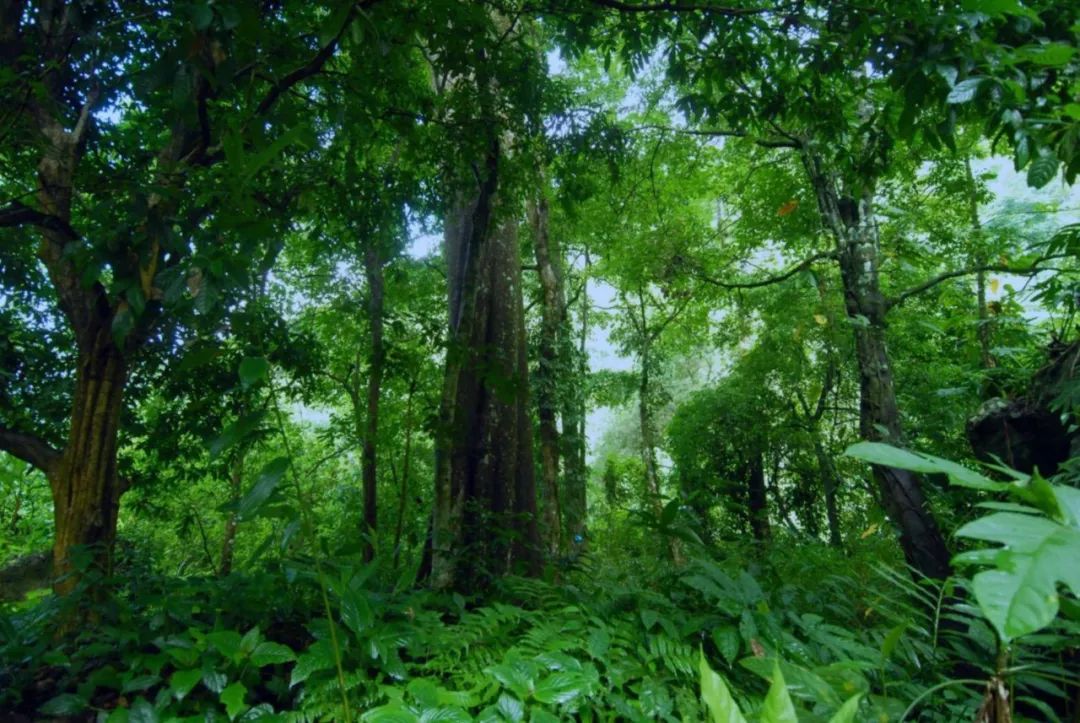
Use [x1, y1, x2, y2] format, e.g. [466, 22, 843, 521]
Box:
[432, 141, 542, 590]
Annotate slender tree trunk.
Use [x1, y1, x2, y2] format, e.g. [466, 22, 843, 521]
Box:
[432, 143, 541, 590]
[361, 244, 385, 562]
[529, 190, 564, 555]
[803, 150, 951, 580]
[219, 450, 244, 576]
[392, 378, 417, 569]
[746, 452, 770, 542]
[813, 437, 844, 548]
[50, 328, 128, 597]
[965, 158, 997, 387]
[638, 349, 662, 508]
[638, 346, 682, 563]
[561, 250, 589, 546]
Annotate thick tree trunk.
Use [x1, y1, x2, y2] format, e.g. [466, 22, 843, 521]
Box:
[529, 191, 564, 555]
[361, 244, 385, 562]
[50, 327, 127, 597]
[803, 150, 951, 580]
[432, 150, 542, 590]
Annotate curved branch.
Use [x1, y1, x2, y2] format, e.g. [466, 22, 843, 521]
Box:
[0, 426, 61, 477]
[692, 250, 835, 290]
[255, 0, 383, 117]
[884, 255, 1070, 312]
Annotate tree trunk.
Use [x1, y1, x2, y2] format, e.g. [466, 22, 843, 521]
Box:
[813, 437, 844, 548]
[529, 190, 564, 555]
[362, 243, 385, 562]
[803, 150, 952, 580]
[560, 250, 589, 547]
[638, 345, 682, 563]
[965, 158, 997, 389]
[432, 146, 542, 590]
[746, 452, 770, 542]
[219, 450, 244, 576]
[50, 327, 127, 597]
[392, 377, 417, 569]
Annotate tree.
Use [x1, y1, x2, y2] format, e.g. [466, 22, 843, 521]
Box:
[0, 0, 379, 598]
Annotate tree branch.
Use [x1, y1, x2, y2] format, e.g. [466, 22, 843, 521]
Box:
[691, 250, 835, 290]
[254, 0, 382, 117]
[584, 0, 770, 14]
[628, 124, 799, 149]
[0, 426, 61, 476]
[0, 200, 80, 240]
[884, 255, 1070, 312]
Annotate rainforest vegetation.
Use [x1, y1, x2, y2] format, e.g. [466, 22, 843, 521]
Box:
[2, 0, 1080, 720]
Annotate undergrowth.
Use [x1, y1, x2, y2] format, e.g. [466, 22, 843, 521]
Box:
[4, 534, 1075, 722]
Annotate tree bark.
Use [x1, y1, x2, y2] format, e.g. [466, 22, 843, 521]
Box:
[432, 144, 542, 590]
[803, 150, 952, 580]
[529, 190, 564, 555]
[361, 243, 385, 562]
[746, 452, 770, 542]
[51, 328, 127, 596]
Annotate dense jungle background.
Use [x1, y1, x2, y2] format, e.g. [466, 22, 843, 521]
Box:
[2, 0, 1080, 720]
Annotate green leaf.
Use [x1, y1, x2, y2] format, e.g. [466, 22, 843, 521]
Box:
[170, 668, 202, 700]
[947, 78, 984, 104]
[251, 641, 296, 667]
[207, 630, 243, 660]
[237, 456, 289, 521]
[711, 626, 741, 665]
[121, 674, 160, 694]
[191, 3, 214, 29]
[238, 356, 269, 388]
[1027, 154, 1059, 189]
[112, 305, 135, 347]
[958, 512, 1080, 640]
[761, 661, 798, 723]
[495, 693, 525, 722]
[533, 671, 586, 706]
[1018, 43, 1076, 66]
[419, 708, 472, 723]
[845, 442, 1005, 491]
[240, 626, 261, 655]
[291, 641, 336, 687]
[362, 702, 419, 723]
[699, 652, 748, 723]
[221, 681, 248, 720]
[961, 0, 1040, 19]
[202, 669, 228, 694]
[827, 695, 863, 723]
[880, 622, 907, 661]
[39, 693, 87, 716]
[128, 698, 160, 723]
[209, 411, 266, 458]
